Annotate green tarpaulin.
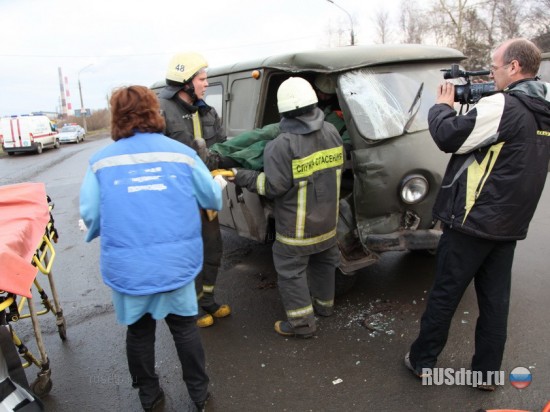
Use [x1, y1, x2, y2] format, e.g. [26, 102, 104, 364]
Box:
[210, 111, 349, 171]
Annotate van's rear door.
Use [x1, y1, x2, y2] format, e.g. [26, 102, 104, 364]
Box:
[215, 70, 271, 242]
[1, 118, 17, 149]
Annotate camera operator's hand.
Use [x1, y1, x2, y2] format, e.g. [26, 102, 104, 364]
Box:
[436, 82, 455, 108]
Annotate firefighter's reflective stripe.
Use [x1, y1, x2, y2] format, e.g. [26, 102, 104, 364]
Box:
[295, 181, 307, 238]
[196, 291, 204, 300]
[286, 304, 314, 318]
[256, 172, 266, 195]
[314, 298, 334, 307]
[276, 167, 340, 246]
[192, 112, 203, 139]
[276, 228, 337, 246]
[202, 285, 214, 293]
[291, 146, 344, 179]
[91, 152, 195, 172]
[335, 169, 341, 221]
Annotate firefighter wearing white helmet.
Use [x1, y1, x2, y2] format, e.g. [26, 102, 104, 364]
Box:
[232, 77, 345, 338]
[159, 52, 234, 328]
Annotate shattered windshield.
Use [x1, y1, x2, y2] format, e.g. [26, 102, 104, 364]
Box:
[339, 66, 443, 141]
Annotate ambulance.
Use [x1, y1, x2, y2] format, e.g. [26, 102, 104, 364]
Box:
[0, 115, 60, 155]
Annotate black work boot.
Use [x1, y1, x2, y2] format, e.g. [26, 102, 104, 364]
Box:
[194, 392, 210, 412]
[142, 388, 165, 412]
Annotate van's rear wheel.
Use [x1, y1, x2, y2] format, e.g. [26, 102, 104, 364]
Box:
[335, 268, 357, 297]
[36, 144, 43, 154]
[7, 151, 14, 156]
[54, 139, 60, 149]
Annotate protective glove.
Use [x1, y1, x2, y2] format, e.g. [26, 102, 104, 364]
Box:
[227, 168, 238, 182]
[213, 174, 228, 190]
[218, 155, 242, 169]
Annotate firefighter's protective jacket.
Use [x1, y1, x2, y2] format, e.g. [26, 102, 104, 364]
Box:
[159, 95, 225, 170]
[234, 107, 344, 256]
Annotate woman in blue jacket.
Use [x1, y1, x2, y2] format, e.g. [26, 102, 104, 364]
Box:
[80, 85, 224, 411]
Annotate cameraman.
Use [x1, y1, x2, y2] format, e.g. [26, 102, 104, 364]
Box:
[405, 38, 550, 390]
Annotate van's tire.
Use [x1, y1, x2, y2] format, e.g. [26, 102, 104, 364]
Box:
[335, 268, 358, 297]
[36, 144, 43, 154]
[54, 139, 60, 149]
[7, 151, 14, 156]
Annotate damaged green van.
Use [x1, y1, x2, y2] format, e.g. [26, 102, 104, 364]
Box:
[156, 44, 467, 293]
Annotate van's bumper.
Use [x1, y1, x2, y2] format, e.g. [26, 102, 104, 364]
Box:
[2, 143, 38, 153]
[365, 229, 442, 252]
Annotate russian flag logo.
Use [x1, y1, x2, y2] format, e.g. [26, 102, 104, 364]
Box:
[509, 366, 532, 389]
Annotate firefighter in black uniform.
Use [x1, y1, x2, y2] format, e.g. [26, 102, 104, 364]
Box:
[158, 52, 231, 328]
[232, 77, 344, 338]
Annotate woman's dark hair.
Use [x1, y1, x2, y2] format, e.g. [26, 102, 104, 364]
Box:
[110, 85, 165, 141]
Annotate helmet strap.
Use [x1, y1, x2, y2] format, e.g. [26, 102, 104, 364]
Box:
[183, 82, 197, 102]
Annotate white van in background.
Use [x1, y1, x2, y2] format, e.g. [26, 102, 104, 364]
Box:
[0, 115, 60, 155]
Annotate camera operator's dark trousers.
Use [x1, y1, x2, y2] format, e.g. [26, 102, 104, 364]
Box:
[195, 213, 223, 310]
[126, 313, 209, 406]
[409, 227, 516, 375]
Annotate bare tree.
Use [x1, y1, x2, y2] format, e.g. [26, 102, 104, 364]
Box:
[496, 0, 523, 38]
[527, 0, 550, 37]
[399, 0, 427, 43]
[462, 7, 493, 68]
[323, 20, 351, 48]
[425, 0, 537, 67]
[373, 9, 392, 44]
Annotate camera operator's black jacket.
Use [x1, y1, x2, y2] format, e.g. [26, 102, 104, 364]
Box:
[428, 79, 550, 241]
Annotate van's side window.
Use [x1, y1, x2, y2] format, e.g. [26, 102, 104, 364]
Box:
[205, 83, 223, 122]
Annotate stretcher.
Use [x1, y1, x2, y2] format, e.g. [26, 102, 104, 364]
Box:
[0, 182, 66, 398]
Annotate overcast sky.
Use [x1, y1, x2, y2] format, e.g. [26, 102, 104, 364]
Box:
[0, 0, 403, 116]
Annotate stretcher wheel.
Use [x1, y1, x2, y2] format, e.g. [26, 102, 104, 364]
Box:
[30, 376, 53, 397]
[57, 318, 67, 341]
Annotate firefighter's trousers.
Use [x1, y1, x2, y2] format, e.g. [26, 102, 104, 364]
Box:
[273, 244, 339, 334]
[195, 213, 223, 310]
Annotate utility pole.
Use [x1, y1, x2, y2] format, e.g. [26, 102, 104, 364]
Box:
[326, 0, 355, 46]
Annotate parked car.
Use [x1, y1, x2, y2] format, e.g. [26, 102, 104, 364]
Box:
[58, 124, 85, 143]
[0, 115, 60, 155]
[152, 44, 467, 294]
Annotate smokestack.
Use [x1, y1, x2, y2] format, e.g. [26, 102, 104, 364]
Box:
[58, 67, 67, 118]
[64, 76, 73, 114]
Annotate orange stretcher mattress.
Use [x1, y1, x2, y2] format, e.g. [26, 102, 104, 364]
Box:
[0, 182, 50, 298]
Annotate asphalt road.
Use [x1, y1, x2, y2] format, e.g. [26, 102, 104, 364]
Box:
[1, 133, 549, 412]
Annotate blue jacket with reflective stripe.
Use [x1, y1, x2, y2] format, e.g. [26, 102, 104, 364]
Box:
[81, 132, 222, 295]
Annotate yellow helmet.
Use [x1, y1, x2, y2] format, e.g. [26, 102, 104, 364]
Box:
[166, 52, 208, 85]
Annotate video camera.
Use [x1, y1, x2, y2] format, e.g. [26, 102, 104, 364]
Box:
[441, 64, 495, 105]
